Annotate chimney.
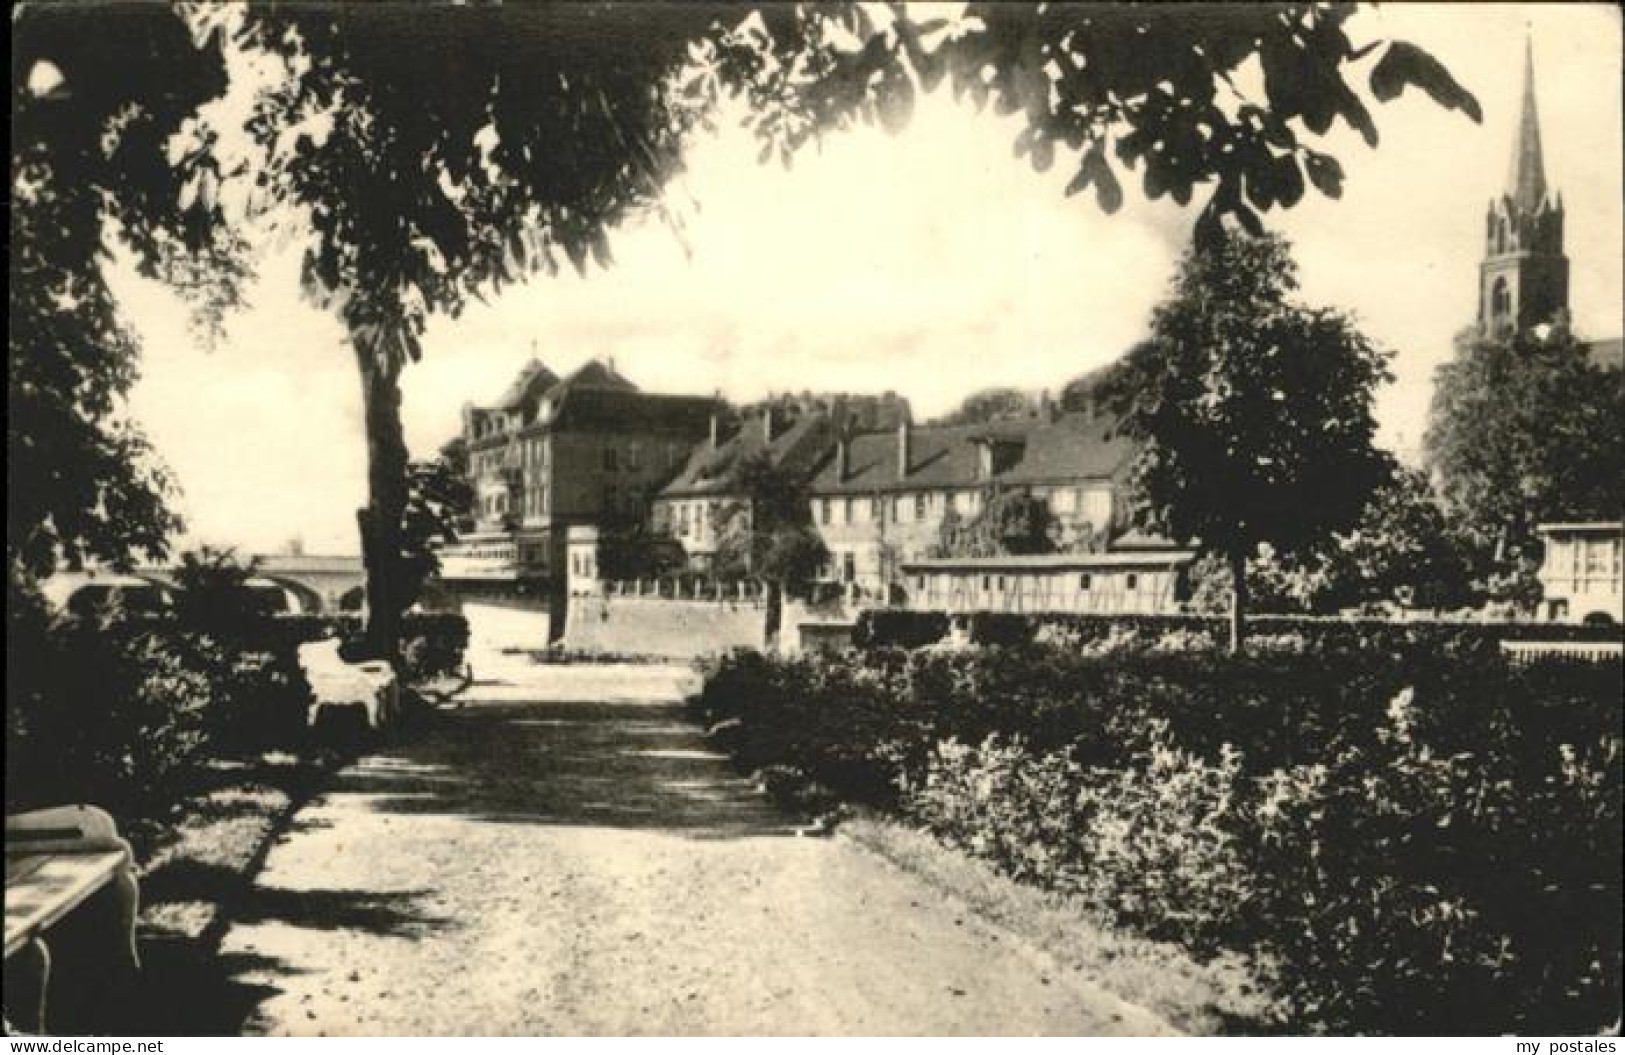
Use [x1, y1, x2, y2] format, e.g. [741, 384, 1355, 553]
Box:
[836, 433, 850, 482]
[897, 419, 912, 480]
[762, 405, 776, 444]
[709, 412, 720, 450]
[977, 441, 993, 480]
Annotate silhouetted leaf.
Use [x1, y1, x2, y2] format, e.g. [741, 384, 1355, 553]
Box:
[1369, 40, 1482, 123]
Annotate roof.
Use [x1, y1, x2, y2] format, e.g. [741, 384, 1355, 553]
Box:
[660, 410, 835, 498]
[901, 551, 1195, 571]
[807, 411, 1134, 496]
[546, 387, 716, 434]
[1537, 521, 1622, 535]
[492, 358, 560, 410]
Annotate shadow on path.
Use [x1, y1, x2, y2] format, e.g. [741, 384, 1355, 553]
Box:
[329, 699, 801, 839]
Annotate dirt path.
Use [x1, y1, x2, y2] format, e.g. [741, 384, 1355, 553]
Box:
[209, 663, 1174, 1036]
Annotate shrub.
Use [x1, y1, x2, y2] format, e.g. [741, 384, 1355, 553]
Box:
[854, 609, 1623, 653]
[695, 642, 1622, 1033]
[6, 605, 219, 819]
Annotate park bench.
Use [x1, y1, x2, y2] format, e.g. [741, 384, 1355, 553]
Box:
[297, 636, 400, 731]
[4, 806, 141, 1034]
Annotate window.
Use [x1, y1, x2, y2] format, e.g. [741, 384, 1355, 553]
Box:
[982, 575, 991, 591]
[603, 446, 619, 472]
[1125, 573, 1139, 590]
[628, 443, 641, 470]
[820, 499, 832, 525]
[1079, 574, 1092, 591]
[842, 552, 856, 582]
[843, 497, 854, 523]
[915, 493, 927, 519]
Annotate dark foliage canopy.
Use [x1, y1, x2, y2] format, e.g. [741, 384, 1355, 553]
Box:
[1424, 328, 1625, 580]
[1109, 233, 1393, 566]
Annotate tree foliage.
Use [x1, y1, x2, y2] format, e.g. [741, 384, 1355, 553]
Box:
[10, 4, 231, 577]
[716, 2, 1480, 244]
[1423, 327, 1625, 597]
[1109, 233, 1392, 647]
[714, 455, 829, 594]
[1187, 464, 1475, 615]
[930, 388, 1033, 426]
[931, 488, 1057, 558]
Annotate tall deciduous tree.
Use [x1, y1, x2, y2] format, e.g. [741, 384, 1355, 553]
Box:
[1109, 233, 1392, 650]
[1423, 327, 1624, 601]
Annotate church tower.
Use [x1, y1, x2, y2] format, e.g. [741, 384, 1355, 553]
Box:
[1478, 39, 1569, 336]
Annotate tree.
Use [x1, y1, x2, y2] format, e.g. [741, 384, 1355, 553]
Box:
[16, 3, 1476, 662]
[1108, 233, 1392, 651]
[1423, 327, 1624, 602]
[931, 388, 1033, 426]
[171, 546, 274, 634]
[1317, 464, 1476, 612]
[931, 488, 1057, 557]
[10, 4, 230, 578]
[399, 457, 475, 614]
[714, 455, 829, 642]
[1185, 464, 1474, 616]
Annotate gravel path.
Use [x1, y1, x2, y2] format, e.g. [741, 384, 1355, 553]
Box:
[213, 664, 1174, 1036]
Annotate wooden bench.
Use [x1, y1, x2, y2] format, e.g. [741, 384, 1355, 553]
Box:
[4, 806, 140, 1033]
[297, 637, 400, 730]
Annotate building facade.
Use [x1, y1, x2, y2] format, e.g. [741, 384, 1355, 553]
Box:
[651, 394, 909, 571]
[899, 549, 1195, 616]
[439, 358, 715, 635]
[804, 403, 1137, 598]
[1535, 522, 1623, 624]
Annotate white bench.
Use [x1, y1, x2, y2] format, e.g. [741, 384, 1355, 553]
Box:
[4, 806, 140, 1033]
[297, 638, 400, 731]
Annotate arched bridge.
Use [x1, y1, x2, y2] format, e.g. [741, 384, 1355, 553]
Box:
[93, 554, 369, 615]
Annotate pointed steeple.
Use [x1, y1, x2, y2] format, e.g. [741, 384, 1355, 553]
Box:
[1507, 36, 1548, 214]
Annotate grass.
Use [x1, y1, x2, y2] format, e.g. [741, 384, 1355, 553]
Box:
[839, 811, 1279, 1035]
[137, 750, 334, 942]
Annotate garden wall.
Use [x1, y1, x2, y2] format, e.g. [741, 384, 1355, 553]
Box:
[564, 595, 767, 658]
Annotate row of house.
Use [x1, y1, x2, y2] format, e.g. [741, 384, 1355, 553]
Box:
[437, 357, 1194, 619]
[432, 42, 1622, 630]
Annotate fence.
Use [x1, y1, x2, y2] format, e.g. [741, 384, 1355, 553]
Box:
[1500, 639, 1624, 665]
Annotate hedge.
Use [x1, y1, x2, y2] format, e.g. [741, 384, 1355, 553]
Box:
[5, 603, 471, 822]
[694, 641, 1623, 1033]
[853, 609, 1624, 652]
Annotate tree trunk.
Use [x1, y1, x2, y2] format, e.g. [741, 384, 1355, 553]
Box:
[763, 578, 783, 647]
[1228, 547, 1248, 655]
[355, 345, 409, 666]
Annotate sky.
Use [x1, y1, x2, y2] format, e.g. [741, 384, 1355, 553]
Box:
[110, 3, 1623, 556]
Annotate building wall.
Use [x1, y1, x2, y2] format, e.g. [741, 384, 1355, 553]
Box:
[1539, 531, 1623, 622]
[564, 595, 768, 658]
[807, 484, 1118, 594]
[902, 564, 1183, 615]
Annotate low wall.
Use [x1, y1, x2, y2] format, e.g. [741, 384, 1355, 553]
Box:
[564, 595, 768, 658]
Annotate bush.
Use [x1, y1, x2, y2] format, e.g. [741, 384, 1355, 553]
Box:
[854, 609, 1623, 653]
[6, 603, 220, 819]
[695, 642, 1622, 1033]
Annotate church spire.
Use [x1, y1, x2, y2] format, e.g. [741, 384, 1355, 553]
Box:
[1507, 36, 1548, 214]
